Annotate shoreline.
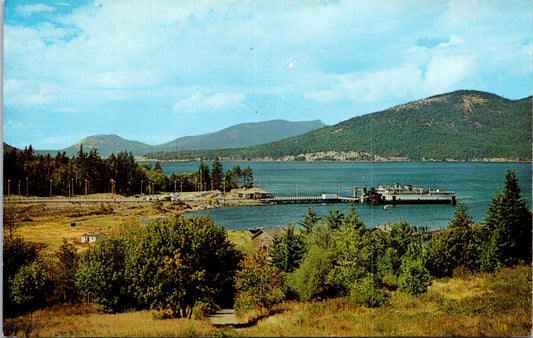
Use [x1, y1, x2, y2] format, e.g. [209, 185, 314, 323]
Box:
[137, 157, 531, 163]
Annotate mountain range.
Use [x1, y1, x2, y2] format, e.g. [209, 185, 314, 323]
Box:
[145, 90, 532, 162]
[27, 120, 325, 157]
[6, 90, 531, 161]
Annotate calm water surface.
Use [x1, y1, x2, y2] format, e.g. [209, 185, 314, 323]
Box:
[155, 161, 531, 230]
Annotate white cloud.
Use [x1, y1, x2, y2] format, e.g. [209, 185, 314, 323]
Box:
[4, 79, 55, 106]
[425, 54, 474, 90]
[173, 92, 246, 113]
[5, 121, 28, 130]
[16, 3, 55, 17]
[305, 64, 424, 104]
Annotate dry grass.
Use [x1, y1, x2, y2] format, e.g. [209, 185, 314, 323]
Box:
[430, 274, 486, 301]
[242, 265, 532, 337]
[4, 198, 161, 256]
[5, 266, 530, 337]
[3, 304, 237, 337]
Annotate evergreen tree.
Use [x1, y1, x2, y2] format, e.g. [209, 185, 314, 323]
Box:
[231, 165, 242, 188]
[242, 165, 254, 188]
[211, 157, 224, 191]
[344, 203, 365, 230]
[298, 205, 321, 234]
[53, 239, 79, 303]
[398, 242, 431, 295]
[153, 161, 163, 172]
[269, 225, 306, 273]
[481, 170, 532, 270]
[425, 203, 481, 277]
[198, 161, 211, 191]
[324, 207, 343, 230]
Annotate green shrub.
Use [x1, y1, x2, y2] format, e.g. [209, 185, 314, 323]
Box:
[398, 243, 431, 295]
[349, 277, 389, 307]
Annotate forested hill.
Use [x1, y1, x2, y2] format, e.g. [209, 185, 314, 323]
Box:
[37, 119, 325, 157]
[145, 90, 532, 161]
[156, 119, 325, 152]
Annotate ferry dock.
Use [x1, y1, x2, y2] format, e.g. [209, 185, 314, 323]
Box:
[259, 183, 456, 206]
[263, 194, 359, 205]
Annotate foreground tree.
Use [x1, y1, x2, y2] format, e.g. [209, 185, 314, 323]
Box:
[298, 205, 321, 234]
[398, 242, 431, 295]
[481, 170, 532, 271]
[53, 239, 79, 303]
[269, 225, 306, 273]
[10, 260, 50, 316]
[76, 236, 131, 313]
[125, 216, 240, 318]
[76, 216, 240, 317]
[234, 249, 284, 317]
[3, 236, 40, 318]
[425, 203, 482, 277]
[288, 224, 340, 301]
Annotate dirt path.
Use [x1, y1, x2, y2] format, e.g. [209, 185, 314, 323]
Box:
[209, 309, 240, 327]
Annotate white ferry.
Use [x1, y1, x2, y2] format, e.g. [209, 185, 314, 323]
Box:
[370, 183, 456, 205]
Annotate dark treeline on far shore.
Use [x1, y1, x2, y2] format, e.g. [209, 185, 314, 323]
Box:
[3, 145, 253, 197]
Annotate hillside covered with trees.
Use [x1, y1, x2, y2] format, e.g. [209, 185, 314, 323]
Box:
[33, 120, 325, 157]
[145, 90, 532, 161]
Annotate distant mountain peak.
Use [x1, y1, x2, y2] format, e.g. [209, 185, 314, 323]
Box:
[47, 119, 325, 157]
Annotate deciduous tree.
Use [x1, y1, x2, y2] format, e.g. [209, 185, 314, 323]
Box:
[235, 249, 284, 316]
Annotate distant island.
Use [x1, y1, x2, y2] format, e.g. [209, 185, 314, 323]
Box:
[23, 120, 326, 158]
[144, 90, 532, 162]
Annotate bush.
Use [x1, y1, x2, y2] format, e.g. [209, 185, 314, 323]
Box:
[349, 277, 389, 307]
[10, 260, 51, 314]
[234, 249, 284, 317]
[398, 243, 431, 295]
[288, 244, 339, 301]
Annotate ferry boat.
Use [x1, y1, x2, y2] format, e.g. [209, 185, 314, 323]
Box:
[368, 183, 456, 205]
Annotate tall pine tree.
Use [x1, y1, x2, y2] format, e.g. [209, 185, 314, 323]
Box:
[211, 157, 224, 191]
[481, 170, 532, 270]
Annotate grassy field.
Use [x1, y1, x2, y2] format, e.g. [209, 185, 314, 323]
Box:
[5, 194, 254, 257]
[5, 198, 154, 255]
[243, 265, 532, 337]
[4, 265, 531, 337]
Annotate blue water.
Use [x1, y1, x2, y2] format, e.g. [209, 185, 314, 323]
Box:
[153, 161, 532, 231]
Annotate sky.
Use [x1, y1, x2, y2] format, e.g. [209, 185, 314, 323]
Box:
[3, 0, 532, 150]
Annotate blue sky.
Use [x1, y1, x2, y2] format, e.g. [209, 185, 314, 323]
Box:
[3, 0, 532, 149]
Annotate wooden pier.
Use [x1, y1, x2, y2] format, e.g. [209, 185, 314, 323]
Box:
[262, 195, 359, 205]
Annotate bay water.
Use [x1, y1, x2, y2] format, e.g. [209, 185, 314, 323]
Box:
[155, 161, 531, 231]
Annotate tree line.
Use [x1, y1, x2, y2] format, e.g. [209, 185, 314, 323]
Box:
[3, 170, 531, 320]
[3, 145, 253, 197]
